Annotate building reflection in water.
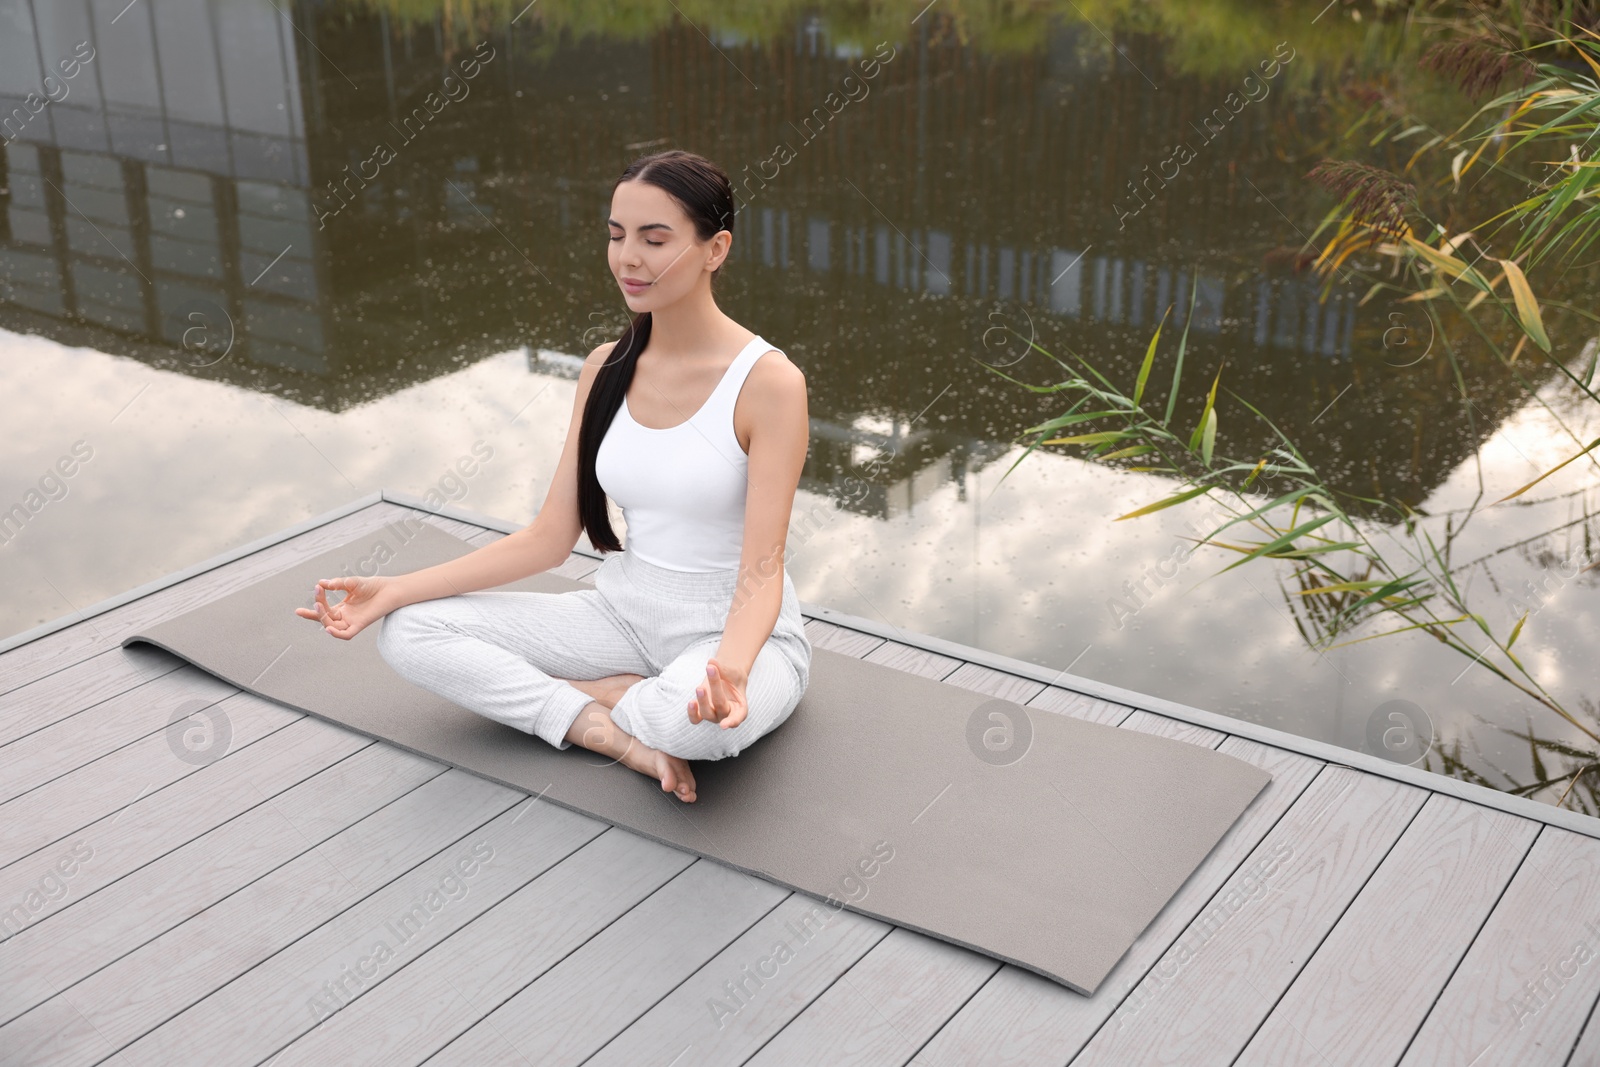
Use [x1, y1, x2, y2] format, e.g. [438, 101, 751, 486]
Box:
[0, 1, 1493, 520]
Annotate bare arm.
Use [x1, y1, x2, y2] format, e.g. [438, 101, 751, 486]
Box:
[382, 341, 616, 612]
[715, 353, 809, 680]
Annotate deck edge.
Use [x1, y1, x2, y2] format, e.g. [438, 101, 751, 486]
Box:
[0, 490, 388, 657]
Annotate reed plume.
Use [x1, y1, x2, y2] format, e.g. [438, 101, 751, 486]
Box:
[1420, 34, 1536, 98]
[1306, 159, 1417, 236]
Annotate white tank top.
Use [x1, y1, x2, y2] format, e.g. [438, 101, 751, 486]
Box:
[595, 335, 776, 572]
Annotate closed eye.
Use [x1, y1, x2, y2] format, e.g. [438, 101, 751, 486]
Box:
[610, 235, 663, 246]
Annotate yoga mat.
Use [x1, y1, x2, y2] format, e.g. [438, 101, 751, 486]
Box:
[123, 519, 1272, 995]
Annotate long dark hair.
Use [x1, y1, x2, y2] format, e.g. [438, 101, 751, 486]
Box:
[576, 149, 736, 554]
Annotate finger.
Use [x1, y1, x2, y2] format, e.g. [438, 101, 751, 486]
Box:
[709, 674, 732, 723]
[318, 578, 355, 609]
[695, 684, 718, 723]
[297, 584, 329, 623]
[705, 663, 728, 716]
[707, 664, 742, 727]
[701, 681, 727, 724]
[697, 676, 722, 723]
[728, 696, 745, 727]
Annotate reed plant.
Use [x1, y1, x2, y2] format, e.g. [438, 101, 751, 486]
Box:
[987, 21, 1600, 812]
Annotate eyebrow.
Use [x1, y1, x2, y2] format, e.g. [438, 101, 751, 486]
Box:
[607, 218, 674, 232]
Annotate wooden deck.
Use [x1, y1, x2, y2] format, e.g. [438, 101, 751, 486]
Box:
[3, 494, 1599, 1066]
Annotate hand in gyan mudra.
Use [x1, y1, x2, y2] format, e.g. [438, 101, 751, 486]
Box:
[689, 658, 748, 729]
[294, 576, 391, 640]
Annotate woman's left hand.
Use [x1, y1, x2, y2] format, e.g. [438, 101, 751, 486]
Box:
[688, 658, 749, 729]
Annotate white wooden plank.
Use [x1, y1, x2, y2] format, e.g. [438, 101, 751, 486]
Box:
[745, 926, 998, 1067]
[1068, 765, 1430, 1065]
[294, 851, 780, 1067]
[0, 716, 368, 944]
[1398, 826, 1600, 1066]
[0, 689, 299, 868]
[910, 736, 1323, 1067]
[448, 857, 783, 1065]
[0, 643, 181, 747]
[938, 662, 1046, 705]
[1235, 793, 1538, 1066]
[576, 892, 891, 1067]
[423, 1021, 525, 1064]
[863, 641, 965, 680]
[409, 512, 488, 543]
[113, 792, 607, 1067]
[1027, 686, 1136, 728]
[0, 665, 237, 804]
[0, 743, 444, 1042]
[7, 768, 517, 1065]
[256, 831, 694, 1067]
[1565, 991, 1600, 1065]
[1120, 708, 1226, 748]
[804, 619, 886, 659]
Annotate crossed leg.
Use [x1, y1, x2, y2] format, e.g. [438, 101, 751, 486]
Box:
[376, 592, 700, 801]
[558, 673, 698, 803]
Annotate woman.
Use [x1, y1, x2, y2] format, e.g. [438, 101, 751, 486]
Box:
[294, 149, 812, 804]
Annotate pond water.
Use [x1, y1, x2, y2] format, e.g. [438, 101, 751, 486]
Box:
[2, 1, 1596, 810]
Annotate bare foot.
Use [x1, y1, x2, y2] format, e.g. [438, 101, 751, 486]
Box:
[619, 740, 697, 803]
[562, 696, 695, 803]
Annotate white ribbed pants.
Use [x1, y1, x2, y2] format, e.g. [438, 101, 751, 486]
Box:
[375, 548, 812, 761]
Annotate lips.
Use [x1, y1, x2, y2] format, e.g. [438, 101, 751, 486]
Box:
[622, 278, 651, 292]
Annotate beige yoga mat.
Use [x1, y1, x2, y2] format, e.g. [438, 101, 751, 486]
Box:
[123, 518, 1271, 995]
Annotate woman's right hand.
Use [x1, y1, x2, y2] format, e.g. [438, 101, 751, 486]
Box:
[294, 576, 396, 641]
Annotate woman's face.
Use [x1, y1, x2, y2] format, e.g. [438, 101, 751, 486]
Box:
[607, 179, 727, 311]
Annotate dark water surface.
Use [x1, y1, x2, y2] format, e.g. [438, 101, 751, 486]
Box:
[2, 1, 1596, 808]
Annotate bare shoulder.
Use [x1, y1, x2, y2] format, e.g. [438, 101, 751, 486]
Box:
[738, 351, 807, 455]
[749, 348, 806, 397]
[575, 341, 620, 399]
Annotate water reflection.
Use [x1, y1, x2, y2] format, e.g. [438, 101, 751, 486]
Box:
[0, 2, 1523, 505]
[1, 1, 1595, 809]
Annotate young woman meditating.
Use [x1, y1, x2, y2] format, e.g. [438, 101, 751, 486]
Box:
[294, 149, 812, 804]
